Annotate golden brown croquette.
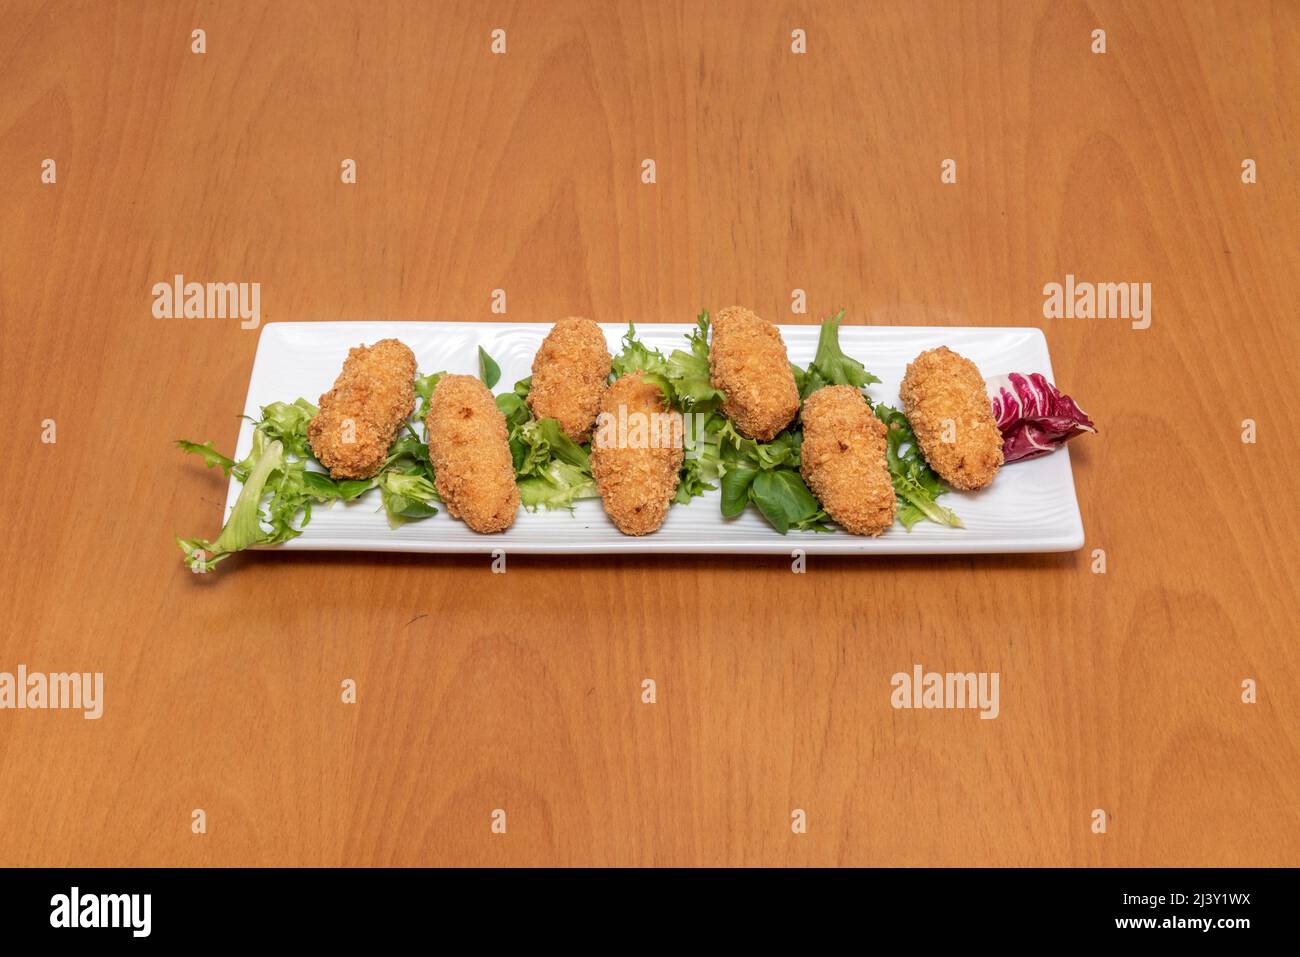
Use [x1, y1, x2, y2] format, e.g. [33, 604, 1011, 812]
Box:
[589, 373, 683, 536]
[527, 317, 612, 442]
[308, 338, 417, 480]
[800, 385, 897, 536]
[898, 346, 1003, 491]
[425, 374, 519, 533]
[709, 306, 801, 441]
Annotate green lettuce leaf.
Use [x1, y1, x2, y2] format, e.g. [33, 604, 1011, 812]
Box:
[611, 322, 672, 381]
[414, 371, 445, 421]
[675, 410, 724, 503]
[664, 312, 726, 412]
[378, 429, 440, 527]
[799, 309, 881, 399]
[177, 393, 435, 569]
[518, 459, 597, 511]
[610, 318, 728, 506]
[611, 314, 726, 414]
[177, 434, 293, 570]
[377, 468, 440, 527]
[510, 417, 597, 511]
[874, 403, 963, 530]
[244, 398, 317, 459]
[175, 440, 240, 478]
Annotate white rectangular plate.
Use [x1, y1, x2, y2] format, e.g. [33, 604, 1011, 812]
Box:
[226, 321, 1085, 555]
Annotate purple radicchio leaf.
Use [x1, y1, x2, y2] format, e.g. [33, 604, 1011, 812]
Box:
[987, 372, 1096, 463]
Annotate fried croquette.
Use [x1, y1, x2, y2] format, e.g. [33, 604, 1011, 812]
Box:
[709, 306, 801, 441]
[589, 373, 683, 536]
[527, 317, 612, 442]
[308, 338, 417, 480]
[425, 374, 519, 533]
[800, 385, 897, 536]
[899, 346, 1003, 491]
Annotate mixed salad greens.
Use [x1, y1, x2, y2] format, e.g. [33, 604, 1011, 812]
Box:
[176, 311, 963, 569]
[698, 309, 956, 534]
[498, 378, 598, 511]
[176, 399, 378, 570]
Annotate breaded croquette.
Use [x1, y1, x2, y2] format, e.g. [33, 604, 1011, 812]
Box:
[425, 374, 519, 533]
[527, 317, 612, 442]
[709, 306, 801, 441]
[899, 346, 1003, 491]
[800, 386, 897, 536]
[589, 373, 683, 536]
[308, 338, 417, 479]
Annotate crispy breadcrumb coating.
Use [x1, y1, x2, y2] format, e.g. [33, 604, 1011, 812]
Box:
[709, 306, 801, 441]
[527, 316, 612, 442]
[589, 373, 683, 536]
[308, 338, 417, 480]
[800, 385, 897, 536]
[425, 374, 519, 533]
[899, 346, 1003, 491]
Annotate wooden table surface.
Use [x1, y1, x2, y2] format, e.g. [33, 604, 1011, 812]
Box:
[1, 0, 1297, 867]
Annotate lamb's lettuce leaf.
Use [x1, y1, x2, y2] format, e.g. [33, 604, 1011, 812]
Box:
[714, 421, 830, 533]
[478, 346, 501, 389]
[496, 376, 532, 427]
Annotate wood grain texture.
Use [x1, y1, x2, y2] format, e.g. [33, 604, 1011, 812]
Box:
[1, 0, 1297, 867]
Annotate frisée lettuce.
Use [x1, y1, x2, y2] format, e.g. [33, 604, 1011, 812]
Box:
[609, 316, 726, 503]
[494, 375, 600, 511]
[176, 396, 437, 570]
[873, 404, 962, 530]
